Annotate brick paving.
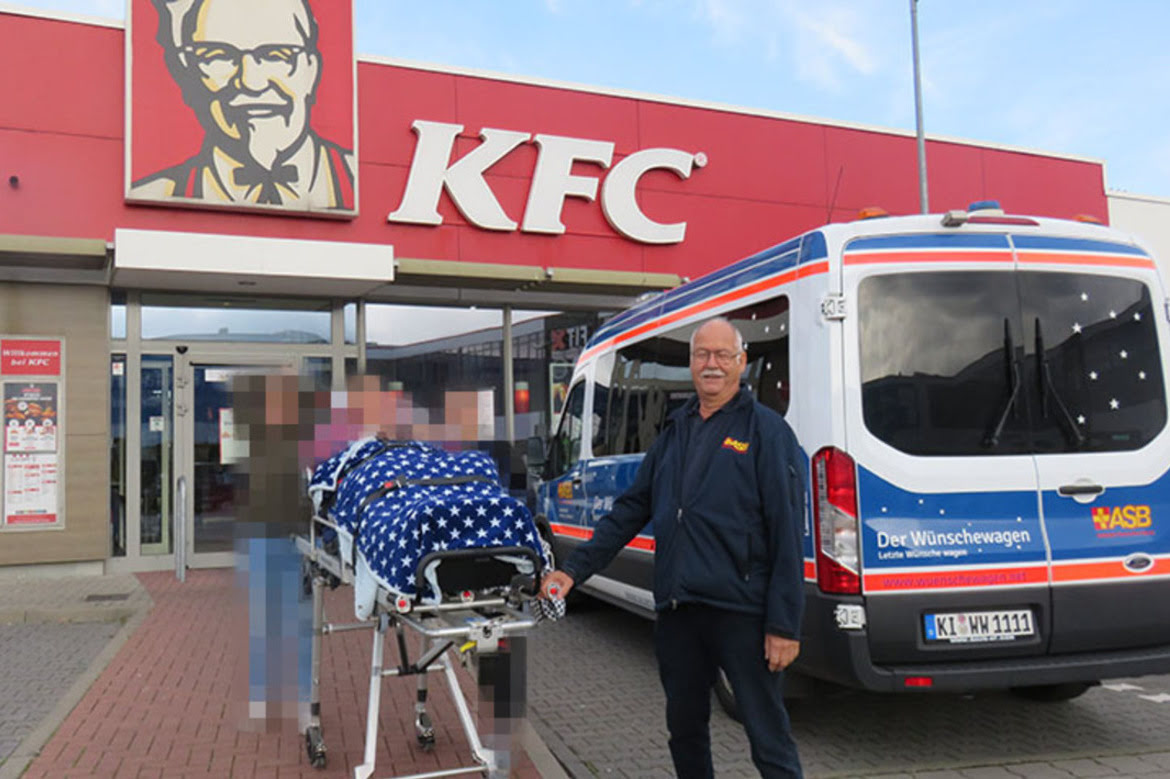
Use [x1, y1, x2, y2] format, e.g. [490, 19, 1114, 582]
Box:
[12, 570, 548, 779]
[5, 571, 1170, 778]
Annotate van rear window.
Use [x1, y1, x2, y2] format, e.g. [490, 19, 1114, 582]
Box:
[859, 271, 1166, 455]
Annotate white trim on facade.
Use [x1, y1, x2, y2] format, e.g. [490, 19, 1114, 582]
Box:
[112, 229, 394, 297]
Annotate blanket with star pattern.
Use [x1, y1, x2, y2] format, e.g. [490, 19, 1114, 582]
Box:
[308, 438, 546, 618]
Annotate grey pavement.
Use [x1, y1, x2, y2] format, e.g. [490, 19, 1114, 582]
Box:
[0, 622, 119, 765]
[526, 596, 1170, 778]
[0, 571, 152, 779]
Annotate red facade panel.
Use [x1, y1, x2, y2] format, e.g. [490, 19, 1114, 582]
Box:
[0, 10, 1108, 283]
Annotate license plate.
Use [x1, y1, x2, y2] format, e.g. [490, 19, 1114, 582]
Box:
[924, 609, 1035, 643]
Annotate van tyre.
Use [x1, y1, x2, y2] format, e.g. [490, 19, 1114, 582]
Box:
[714, 668, 741, 721]
[1009, 681, 1095, 702]
[537, 521, 588, 608]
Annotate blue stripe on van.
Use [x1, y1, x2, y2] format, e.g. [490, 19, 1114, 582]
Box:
[799, 231, 828, 264]
[587, 231, 823, 350]
[1011, 235, 1148, 256]
[846, 233, 1011, 252]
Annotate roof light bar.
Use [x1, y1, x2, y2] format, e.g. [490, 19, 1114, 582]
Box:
[967, 199, 1003, 213]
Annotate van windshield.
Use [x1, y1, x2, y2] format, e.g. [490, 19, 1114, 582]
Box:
[859, 271, 1166, 455]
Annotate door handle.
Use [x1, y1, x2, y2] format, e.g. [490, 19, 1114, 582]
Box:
[571, 476, 583, 486]
[1057, 483, 1104, 497]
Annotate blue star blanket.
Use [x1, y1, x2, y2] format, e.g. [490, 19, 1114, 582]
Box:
[309, 438, 547, 618]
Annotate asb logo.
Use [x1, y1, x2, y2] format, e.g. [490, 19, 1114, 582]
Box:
[1091, 505, 1153, 535]
[721, 437, 749, 454]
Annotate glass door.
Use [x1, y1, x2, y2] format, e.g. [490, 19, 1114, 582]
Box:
[140, 355, 174, 556]
[175, 355, 295, 568]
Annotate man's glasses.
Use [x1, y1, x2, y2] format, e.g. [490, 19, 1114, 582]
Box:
[182, 42, 308, 82]
[691, 349, 740, 365]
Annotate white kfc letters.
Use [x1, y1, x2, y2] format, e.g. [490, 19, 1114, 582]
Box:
[387, 120, 705, 245]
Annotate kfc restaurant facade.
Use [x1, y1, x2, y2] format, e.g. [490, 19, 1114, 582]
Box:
[0, 1, 1115, 573]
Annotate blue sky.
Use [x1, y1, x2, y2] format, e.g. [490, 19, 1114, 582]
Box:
[9, 0, 1170, 201]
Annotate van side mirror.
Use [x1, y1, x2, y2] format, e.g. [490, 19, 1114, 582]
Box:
[525, 435, 547, 470]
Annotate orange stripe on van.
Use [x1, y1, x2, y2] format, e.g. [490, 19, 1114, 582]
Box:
[1016, 251, 1157, 270]
[549, 523, 656, 552]
[577, 261, 829, 365]
[844, 250, 1013, 266]
[803, 559, 816, 581]
[864, 565, 1047, 593]
[550, 523, 591, 540]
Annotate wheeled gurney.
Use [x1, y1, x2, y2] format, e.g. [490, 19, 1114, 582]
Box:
[295, 438, 555, 779]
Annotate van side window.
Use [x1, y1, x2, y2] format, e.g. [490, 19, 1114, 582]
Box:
[547, 381, 586, 478]
[593, 296, 791, 456]
[735, 297, 791, 416]
[598, 341, 691, 456]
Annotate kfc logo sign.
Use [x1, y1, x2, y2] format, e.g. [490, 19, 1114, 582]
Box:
[127, 0, 357, 216]
[388, 121, 706, 245]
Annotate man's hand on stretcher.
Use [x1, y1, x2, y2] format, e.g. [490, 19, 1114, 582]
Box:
[540, 570, 575, 601]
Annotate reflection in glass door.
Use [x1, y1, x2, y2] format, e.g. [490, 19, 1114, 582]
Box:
[179, 360, 292, 565]
[192, 365, 239, 555]
[140, 355, 173, 555]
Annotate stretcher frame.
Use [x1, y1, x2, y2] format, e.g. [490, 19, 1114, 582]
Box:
[295, 510, 542, 779]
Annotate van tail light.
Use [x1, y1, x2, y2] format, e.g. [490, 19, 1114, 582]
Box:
[812, 447, 861, 594]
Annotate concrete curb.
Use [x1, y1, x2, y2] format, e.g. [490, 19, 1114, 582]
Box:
[529, 713, 592, 778]
[0, 597, 153, 779]
[519, 719, 571, 779]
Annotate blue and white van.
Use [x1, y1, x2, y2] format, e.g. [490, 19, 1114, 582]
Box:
[532, 202, 1170, 702]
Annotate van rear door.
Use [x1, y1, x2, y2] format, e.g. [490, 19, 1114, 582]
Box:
[845, 233, 1054, 666]
[1014, 236, 1170, 654]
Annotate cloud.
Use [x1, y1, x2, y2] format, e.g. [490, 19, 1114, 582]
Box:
[691, 0, 881, 91]
[692, 0, 747, 45]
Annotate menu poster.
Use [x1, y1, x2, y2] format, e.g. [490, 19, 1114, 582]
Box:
[4, 382, 59, 453]
[4, 453, 59, 526]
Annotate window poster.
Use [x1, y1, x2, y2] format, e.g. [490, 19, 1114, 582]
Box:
[4, 382, 59, 453]
[4, 453, 59, 526]
[550, 363, 574, 416]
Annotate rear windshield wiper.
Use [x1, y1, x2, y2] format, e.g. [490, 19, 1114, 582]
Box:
[983, 318, 1021, 448]
[1035, 318, 1086, 448]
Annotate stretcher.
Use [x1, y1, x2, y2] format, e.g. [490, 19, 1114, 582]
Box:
[295, 438, 557, 779]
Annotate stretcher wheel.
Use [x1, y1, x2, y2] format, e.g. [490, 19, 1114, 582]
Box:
[301, 565, 313, 599]
[415, 712, 435, 751]
[305, 725, 327, 769]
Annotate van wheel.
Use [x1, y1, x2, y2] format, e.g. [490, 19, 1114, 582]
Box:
[1009, 682, 1094, 702]
[714, 669, 741, 721]
[536, 523, 556, 574]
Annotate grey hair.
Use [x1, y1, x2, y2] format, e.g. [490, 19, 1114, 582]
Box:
[689, 316, 745, 354]
[152, 0, 319, 70]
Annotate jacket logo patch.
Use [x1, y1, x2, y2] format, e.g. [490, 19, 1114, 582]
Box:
[721, 436, 749, 454]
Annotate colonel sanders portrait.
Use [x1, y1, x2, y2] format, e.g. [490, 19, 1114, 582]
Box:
[129, 0, 355, 211]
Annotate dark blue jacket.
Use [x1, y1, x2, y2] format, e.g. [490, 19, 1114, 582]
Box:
[562, 385, 806, 639]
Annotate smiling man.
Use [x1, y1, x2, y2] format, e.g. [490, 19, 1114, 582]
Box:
[130, 0, 355, 211]
[542, 316, 808, 778]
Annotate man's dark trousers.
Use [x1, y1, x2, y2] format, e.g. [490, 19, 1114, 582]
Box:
[654, 604, 802, 778]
